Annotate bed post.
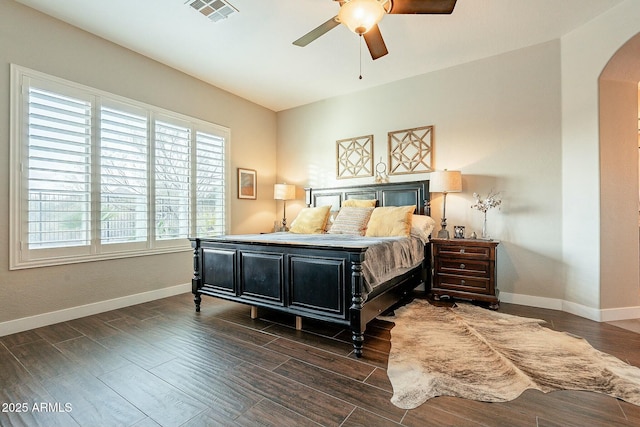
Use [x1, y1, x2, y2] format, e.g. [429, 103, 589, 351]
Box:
[424, 243, 432, 290]
[191, 238, 202, 312]
[424, 179, 431, 216]
[304, 187, 312, 207]
[349, 251, 366, 358]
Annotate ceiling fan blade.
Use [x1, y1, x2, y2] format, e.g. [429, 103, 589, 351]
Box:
[388, 0, 457, 14]
[293, 16, 340, 47]
[363, 25, 389, 60]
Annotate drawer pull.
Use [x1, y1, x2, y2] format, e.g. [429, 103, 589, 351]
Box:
[460, 263, 466, 269]
[461, 280, 466, 285]
[460, 249, 465, 254]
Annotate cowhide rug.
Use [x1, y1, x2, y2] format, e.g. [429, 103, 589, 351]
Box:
[381, 299, 640, 410]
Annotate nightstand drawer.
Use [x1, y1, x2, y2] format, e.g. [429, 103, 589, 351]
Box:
[430, 238, 500, 309]
[435, 244, 490, 260]
[437, 259, 490, 277]
[435, 274, 491, 294]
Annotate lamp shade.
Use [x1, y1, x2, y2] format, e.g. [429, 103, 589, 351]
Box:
[274, 183, 296, 200]
[430, 170, 462, 193]
[338, 0, 385, 35]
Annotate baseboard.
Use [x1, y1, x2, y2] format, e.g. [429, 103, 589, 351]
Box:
[599, 305, 640, 322]
[3, 286, 638, 337]
[560, 300, 603, 322]
[0, 283, 191, 337]
[500, 292, 640, 322]
[499, 292, 563, 311]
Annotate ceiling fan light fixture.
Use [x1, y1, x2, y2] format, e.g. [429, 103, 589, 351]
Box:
[338, 0, 386, 35]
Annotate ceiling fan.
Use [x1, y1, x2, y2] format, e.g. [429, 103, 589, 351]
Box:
[293, 0, 458, 60]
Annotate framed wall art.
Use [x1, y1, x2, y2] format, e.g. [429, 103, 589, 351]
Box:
[237, 168, 257, 199]
[388, 125, 434, 175]
[336, 135, 374, 179]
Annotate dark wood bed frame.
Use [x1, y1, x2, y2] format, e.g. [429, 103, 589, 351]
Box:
[190, 180, 431, 357]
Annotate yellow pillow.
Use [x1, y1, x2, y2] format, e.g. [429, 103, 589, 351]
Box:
[289, 205, 331, 234]
[343, 199, 377, 208]
[365, 206, 416, 237]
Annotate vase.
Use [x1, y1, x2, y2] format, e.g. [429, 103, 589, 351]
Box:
[481, 211, 488, 239]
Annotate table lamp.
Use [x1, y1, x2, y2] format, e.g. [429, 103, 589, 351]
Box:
[274, 183, 296, 231]
[430, 170, 462, 239]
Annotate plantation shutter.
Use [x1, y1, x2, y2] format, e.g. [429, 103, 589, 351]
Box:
[26, 87, 92, 249]
[155, 120, 191, 240]
[195, 130, 225, 237]
[99, 105, 149, 244]
[11, 66, 229, 269]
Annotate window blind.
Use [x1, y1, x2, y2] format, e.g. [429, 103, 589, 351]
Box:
[195, 130, 225, 237]
[11, 65, 230, 269]
[100, 105, 148, 244]
[27, 87, 92, 249]
[155, 120, 191, 240]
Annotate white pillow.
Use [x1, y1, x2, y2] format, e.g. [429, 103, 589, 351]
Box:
[411, 214, 436, 242]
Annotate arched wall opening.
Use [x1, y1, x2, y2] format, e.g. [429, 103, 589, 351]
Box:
[599, 32, 640, 310]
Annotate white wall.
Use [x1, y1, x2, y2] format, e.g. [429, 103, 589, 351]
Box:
[277, 40, 565, 303]
[0, 2, 277, 330]
[599, 79, 639, 311]
[561, 0, 640, 314]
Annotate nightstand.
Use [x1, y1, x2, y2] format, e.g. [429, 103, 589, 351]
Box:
[430, 238, 500, 309]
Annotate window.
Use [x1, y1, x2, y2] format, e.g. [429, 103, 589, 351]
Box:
[10, 65, 229, 269]
[100, 104, 148, 246]
[26, 87, 93, 250]
[154, 120, 191, 240]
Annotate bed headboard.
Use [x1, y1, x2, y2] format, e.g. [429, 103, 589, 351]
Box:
[304, 180, 430, 216]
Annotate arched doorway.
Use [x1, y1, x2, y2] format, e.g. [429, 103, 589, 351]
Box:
[599, 32, 640, 310]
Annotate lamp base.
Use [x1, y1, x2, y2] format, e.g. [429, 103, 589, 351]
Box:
[437, 229, 450, 239]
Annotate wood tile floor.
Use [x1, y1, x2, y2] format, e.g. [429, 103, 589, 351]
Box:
[1, 293, 639, 427]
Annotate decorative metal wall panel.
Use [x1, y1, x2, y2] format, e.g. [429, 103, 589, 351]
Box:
[388, 125, 434, 175]
[336, 135, 374, 179]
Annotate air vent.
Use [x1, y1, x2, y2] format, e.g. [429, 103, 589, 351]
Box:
[185, 0, 238, 22]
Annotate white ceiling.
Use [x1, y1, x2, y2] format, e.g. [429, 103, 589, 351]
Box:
[15, 0, 623, 112]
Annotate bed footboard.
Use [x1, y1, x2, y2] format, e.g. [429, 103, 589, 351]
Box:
[190, 238, 425, 357]
[190, 238, 365, 322]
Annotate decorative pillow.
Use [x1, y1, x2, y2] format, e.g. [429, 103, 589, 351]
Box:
[328, 207, 375, 236]
[289, 205, 331, 234]
[324, 211, 338, 232]
[342, 199, 377, 208]
[365, 205, 416, 237]
[411, 214, 436, 241]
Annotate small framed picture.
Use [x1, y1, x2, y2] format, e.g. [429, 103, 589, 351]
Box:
[237, 168, 257, 199]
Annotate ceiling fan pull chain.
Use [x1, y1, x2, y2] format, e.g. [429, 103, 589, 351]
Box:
[359, 34, 363, 80]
